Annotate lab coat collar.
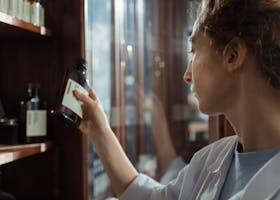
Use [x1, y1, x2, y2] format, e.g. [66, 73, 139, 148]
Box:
[206, 136, 238, 173]
[241, 151, 280, 200]
[197, 136, 238, 200]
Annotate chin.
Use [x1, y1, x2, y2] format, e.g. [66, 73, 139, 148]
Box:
[197, 103, 219, 115]
[198, 108, 211, 115]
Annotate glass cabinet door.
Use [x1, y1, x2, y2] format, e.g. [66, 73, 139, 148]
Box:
[84, 0, 112, 199]
[83, 0, 207, 199]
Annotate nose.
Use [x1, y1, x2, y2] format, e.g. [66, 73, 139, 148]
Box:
[184, 62, 192, 84]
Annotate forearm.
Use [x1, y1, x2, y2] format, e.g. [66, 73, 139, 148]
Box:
[90, 129, 138, 197]
[151, 121, 177, 176]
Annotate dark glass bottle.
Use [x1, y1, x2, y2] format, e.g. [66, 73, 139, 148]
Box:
[57, 58, 89, 127]
[20, 83, 47, 143]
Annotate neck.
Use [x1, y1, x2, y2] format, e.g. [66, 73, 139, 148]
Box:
[225, 74, 280, 152]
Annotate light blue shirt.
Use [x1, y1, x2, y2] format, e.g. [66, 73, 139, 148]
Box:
[119, 136, 280, 200]
[219, 144, 280, 200]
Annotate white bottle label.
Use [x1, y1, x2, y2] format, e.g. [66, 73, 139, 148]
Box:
[26, 110, 47, 137]
[62, 79, 88, 118]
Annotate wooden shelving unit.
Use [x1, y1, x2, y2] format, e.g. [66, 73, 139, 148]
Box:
[0, 11, 51, 37]
[0, 0, 87, 199]
[0, 142, 52, 165]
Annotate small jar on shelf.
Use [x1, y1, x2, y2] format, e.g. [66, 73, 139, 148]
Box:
[15, 0, 24, 20]
[31, 0, 45, 26]
[0, 0, 9, 14]
[23, 0, 31, 22]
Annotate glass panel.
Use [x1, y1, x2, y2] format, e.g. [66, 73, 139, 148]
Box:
[142, 0, 153, 155]
[84, 0, 210, 198]
[84, 0, 111, 199]
[123, 0, 137, 166]
[123, 0, 155, 170]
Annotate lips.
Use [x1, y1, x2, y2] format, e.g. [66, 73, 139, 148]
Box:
[190, 84, 196, 93]
[188, 92, 199, 108]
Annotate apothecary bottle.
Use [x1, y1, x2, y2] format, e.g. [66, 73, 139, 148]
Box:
[57, 58, 89, 127]
[20, 83, 47, 143]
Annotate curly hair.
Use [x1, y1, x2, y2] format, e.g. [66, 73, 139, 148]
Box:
[197, 0, 280, 89]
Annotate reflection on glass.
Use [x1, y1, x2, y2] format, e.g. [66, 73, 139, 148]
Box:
[85, 0, 111, 199]
[123, 0, 138, 166]
[83, 0, 210, 198]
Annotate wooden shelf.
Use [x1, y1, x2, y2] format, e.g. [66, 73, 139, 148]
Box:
[0, 142, 52, 165]
[0, 12, 51, 38]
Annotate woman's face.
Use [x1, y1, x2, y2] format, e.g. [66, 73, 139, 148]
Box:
[184, 28, 235, 115]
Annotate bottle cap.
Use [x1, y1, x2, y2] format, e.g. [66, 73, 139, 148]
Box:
[27, 83, 40, 97]
[28, 83, 40, 90]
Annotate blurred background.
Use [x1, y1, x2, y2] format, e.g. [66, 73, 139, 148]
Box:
[0, 0, 235, 199]
[84, 0, 209, 198]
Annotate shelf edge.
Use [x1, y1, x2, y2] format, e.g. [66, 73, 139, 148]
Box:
[0, 142, 52, 165]
[0, 11, 51, 37]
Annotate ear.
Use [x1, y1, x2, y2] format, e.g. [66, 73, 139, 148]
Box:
[222, 37, 247, 73]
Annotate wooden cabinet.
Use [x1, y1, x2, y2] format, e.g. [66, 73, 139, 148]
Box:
[0, 0, 87, 199]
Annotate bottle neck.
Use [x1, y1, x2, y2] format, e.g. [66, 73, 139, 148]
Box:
[28, 89, 39, 98]
[77, 67, 87, 76]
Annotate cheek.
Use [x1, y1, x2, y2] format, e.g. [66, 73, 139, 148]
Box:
[192, 58, 209, 92]
[192, 58, 231, 113]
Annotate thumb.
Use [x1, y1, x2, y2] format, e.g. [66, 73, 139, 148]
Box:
[88, 88, 98, 101]
[73, 90, 92, 105]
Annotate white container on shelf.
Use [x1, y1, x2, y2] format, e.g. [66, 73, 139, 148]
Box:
[0, 0, 4, 13]
[39, 3, 45, 26]
[6, 0, 12, 15]
[1, 0, 9, 14]
[23, 0, 31, 22]
[31, 0, 40, 26]
[16, 0, 24, 20]
[10, 0, 18, 17]
[31, 0, 45, 26]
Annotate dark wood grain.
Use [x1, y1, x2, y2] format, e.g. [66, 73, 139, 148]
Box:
[0, 0, 87, 199]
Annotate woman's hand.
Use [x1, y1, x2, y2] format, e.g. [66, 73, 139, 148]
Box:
[74, 88, 138, 196]
[73, 88, 111, 140]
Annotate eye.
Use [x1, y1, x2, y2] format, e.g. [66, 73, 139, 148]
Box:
[187, 36, 194, 54]
[186, 49, 194, 61]
[186, 44, 195, 55]
[187, 49, 194, 54]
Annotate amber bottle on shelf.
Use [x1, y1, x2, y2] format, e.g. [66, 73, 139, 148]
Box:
[20, 83, 47, 143]
[56, 58, 89, 128]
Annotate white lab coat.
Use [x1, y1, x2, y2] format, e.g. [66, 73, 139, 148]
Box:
[120, 136, 280, 200]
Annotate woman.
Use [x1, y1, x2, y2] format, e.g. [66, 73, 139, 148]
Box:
[74, 0, 280, 199]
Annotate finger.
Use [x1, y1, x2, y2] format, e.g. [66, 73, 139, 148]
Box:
[73, 90, 93, 105]
[78, 120, 86, 132]
[88, 87, 97, 100]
